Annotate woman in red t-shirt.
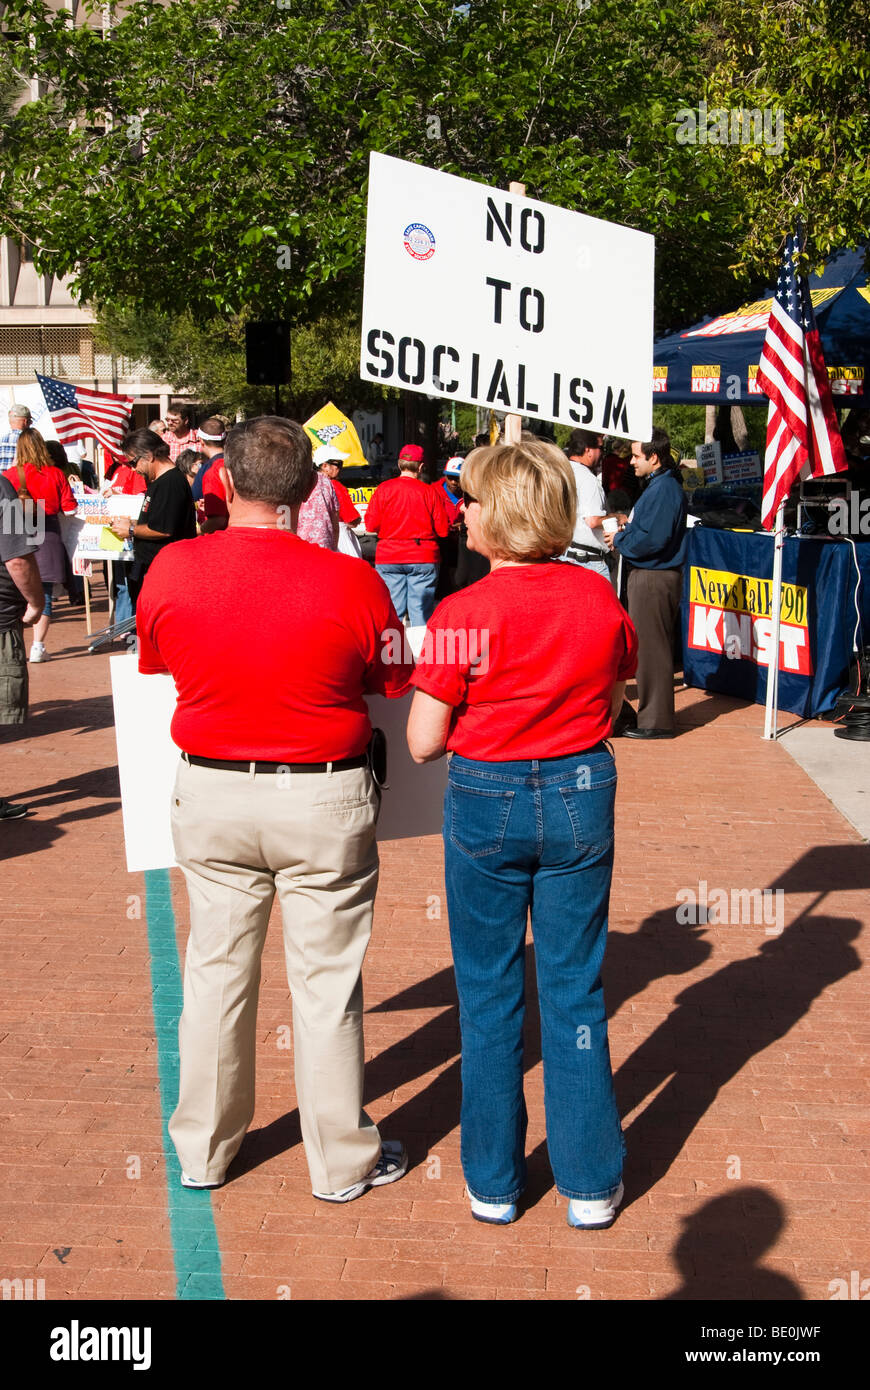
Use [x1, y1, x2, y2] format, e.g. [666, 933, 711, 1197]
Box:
[4, 429, 77, 662]
[407, 439, 638, 1232]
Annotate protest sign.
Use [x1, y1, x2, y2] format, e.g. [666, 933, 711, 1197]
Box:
[360, 152, 654, 439]
[111, 635, 446, 873]
[111, 656, 180, 873]
[64, 491, 141, 563]
[303, 401, 368, 467]
[695, 441, 723, 485]
[722, 450, 763, 483]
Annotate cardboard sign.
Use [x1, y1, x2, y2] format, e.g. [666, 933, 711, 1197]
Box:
[721, 450, 762, 483]
[695, 441, 723, 485]
[65, 490, 142, 562]
[111, 655, 181, 873]
[110, 634, 447, 873]
[360, 152, 654, 439]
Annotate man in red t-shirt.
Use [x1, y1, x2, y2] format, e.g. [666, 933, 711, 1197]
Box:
[193, 417, 227, 531]
[363, 444, 449, 624]
[136, 416, 413, 1203]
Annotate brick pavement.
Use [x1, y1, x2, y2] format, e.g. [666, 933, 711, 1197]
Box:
[1, 592, 868, 1302]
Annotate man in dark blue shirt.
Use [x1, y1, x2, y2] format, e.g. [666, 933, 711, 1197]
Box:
[608, 429, 687, 738]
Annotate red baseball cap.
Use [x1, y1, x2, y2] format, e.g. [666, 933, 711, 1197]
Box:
[398, 444, 424, 463]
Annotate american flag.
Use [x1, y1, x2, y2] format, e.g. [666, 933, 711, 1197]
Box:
[36, 373, 134, 455]
[756, 230, 847, 530]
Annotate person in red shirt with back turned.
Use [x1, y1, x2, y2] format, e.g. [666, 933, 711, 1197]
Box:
[407, 438, 637, 1232]
[4, 428, 77, 662]
[363, 443, 449, 624]
[136, 416, 414, 1203]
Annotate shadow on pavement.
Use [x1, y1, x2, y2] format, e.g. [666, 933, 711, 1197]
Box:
[232, 846, 864, 1246]
[24, 695, 116, 738]
[661, 1189, 803, 1300]
[616, 911, 861, 1202]
[675, 691, 753, 729]
[0, 765, 122, 862]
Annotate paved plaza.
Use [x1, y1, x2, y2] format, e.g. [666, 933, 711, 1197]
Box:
[1, 590, 868, 1302]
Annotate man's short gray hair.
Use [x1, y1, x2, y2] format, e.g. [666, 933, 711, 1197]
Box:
[224, 416, 315, 506]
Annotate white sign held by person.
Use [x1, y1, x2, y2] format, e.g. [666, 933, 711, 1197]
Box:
[360, 152, 654, 439]
[111, 633, 446, 872]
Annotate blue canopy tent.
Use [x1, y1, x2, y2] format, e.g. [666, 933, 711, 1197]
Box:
[653, 246, 869, 408]
[659, 248, 870, 730]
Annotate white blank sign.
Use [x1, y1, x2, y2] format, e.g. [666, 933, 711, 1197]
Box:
[110, 645, 447, 873]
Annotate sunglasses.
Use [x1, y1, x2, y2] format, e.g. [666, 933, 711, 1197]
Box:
[462, 491, 478, 507]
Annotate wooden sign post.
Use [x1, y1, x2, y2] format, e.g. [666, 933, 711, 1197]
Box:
[502, 180, 527, 445]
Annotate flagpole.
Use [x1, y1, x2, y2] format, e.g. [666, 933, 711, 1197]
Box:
[762, 498, 786, 739]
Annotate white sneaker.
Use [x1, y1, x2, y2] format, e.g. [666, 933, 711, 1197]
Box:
[567, 1181, 624, 1229]
[29, 642, 48, 663]
[466, 1186, 518, 1225]
[312, 1140, 408, 1203]
[180, 1171, 223, 1190]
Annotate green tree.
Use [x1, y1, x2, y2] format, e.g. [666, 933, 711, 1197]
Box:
[94, 303, 396, 419]
[697, 0, 870, 277]
[0, 0, 744, 331]
[1, 0, 865, 377]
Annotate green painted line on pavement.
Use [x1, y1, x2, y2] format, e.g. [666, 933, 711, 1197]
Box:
[144, 868, 225, 1301]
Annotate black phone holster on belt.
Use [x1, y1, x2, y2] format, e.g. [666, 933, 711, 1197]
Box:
[368, 728, 388, 791]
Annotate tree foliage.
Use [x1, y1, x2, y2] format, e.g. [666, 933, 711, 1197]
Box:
[94, 303, 395, 419]
[0, 0, 866, 379]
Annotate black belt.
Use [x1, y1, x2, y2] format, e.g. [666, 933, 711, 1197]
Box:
[181, 752, 368, 774]
[564, 542, 608, 563]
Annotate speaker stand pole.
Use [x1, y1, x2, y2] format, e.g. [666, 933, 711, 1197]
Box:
[274, 383, 280, 416]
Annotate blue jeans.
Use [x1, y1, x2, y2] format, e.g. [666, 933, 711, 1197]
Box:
[443, 748, 624, 1205]
[376, 563, 439, 626]
[114, 578, 133, 627]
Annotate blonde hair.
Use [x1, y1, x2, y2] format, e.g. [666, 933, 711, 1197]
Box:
[14, 428, 53, 472]
[461, 440, 576, 560]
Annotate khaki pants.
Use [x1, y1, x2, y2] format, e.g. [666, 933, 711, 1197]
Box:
[627, 566, 683, 731]
[168, 756, 383, 1194]
[0, 624, 28, 725]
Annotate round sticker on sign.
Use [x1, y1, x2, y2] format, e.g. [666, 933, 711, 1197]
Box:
[403, 222, 436, 261]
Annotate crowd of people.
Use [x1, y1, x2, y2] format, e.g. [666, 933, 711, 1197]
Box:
[0, 401, 689, 1227]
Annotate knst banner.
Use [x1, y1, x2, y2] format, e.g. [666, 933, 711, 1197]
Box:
[360, 152, 654, 439]
[682, 528, 870, 717]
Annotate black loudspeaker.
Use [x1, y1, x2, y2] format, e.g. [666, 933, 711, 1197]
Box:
[245, 321, 291, 386]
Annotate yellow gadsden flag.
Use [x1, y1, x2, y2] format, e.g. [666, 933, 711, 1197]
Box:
[303, 402, 368, 467]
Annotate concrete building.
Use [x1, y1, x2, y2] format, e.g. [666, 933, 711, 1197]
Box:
[0, 1, 178, 435]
